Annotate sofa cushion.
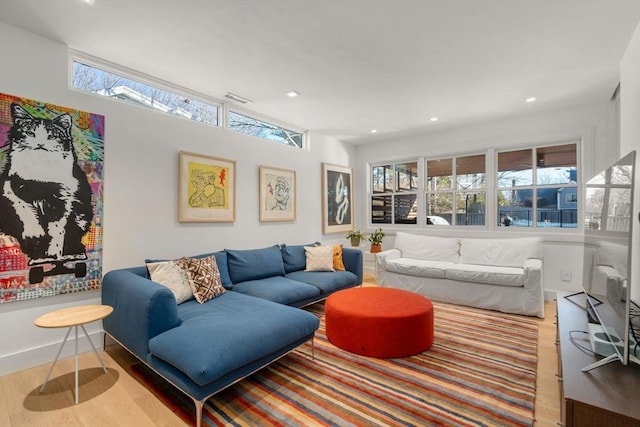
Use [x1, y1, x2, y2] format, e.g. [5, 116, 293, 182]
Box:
[459, 237, 542, 268]
[231, 276, 321, 305]
[285, 270, 358, 294]
[305, 246, 335, 272]
[384, 258, 453, 279]
[149, 291, 319, 387]
[226, 245, 285, 283]
[146, 260, 194, 304]
[445, 263, 524, 287]
[193, 251, 233, 290]
[280, 242, 319, 273]
[177, 256, 226, 303]
[394, 231, 460, 263]
[146, 250, 233, 290]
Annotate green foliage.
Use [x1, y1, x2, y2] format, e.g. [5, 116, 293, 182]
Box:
[346, 230, 365, 240]
[367, 228, 385, 244]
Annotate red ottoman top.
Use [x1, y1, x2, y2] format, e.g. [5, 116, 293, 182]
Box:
[325, 287, 434, 358]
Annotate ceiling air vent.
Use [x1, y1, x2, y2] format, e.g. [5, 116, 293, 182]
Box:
[225, 92, 252, 104]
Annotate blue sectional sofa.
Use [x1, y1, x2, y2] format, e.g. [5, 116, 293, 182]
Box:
[102, 244, 362, 427]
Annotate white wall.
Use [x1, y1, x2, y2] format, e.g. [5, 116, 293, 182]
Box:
[621, 22, 640, 304]
[0, 23, 356, 375]
[354, 101, 619, 297]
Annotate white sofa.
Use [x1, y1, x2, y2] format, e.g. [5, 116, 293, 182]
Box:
[376, 232, 545, 317]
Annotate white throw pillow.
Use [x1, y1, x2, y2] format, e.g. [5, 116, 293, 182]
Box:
[305, 246, 335, 272]
[459, 237, 542, 268]
[394, 231, 460, 263]
[147, 261, 194, 304]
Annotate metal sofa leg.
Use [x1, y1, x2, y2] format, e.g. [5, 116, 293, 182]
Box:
[193, 399, 203, 427]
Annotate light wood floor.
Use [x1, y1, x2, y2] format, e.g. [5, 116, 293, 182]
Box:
[1, 292, 560, 427]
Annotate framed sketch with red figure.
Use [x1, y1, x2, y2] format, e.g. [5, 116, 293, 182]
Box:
[178, 151, 236, 222]
[322, 163, 354, 234]
[259, 166, 296, 222]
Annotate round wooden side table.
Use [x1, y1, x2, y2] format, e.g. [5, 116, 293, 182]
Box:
[34, 304, 113, 404]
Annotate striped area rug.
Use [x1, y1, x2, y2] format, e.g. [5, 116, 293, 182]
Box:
[134, 301, 538, 426]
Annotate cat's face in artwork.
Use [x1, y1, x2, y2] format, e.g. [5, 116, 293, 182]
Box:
[10, 104, 73, 157]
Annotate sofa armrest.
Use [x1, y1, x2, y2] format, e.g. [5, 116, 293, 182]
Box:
[523, 258, 542, 289]
[102, 267, 180, 359]
[342, 248, 363, 284]
[376, 248, 401, 271]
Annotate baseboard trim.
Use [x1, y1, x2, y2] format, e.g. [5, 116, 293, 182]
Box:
[0, 329, 106, 376]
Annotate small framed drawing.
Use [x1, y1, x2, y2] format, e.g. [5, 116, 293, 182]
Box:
[259, 166, 296, 222]
[178, 151, 236, 222]
[322, 163, 354, 234]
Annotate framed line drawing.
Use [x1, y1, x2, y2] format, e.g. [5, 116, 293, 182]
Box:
[322, 163, 354, 234]
[259, 166, 296, 222]
[179, 151, 236, 222]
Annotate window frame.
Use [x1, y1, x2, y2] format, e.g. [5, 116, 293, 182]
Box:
[370, 160, 420, 226]
[367, 141, 580, 232]
[227, 107, 307, 149]
[69, 50, 307, 149]
[496, 142, 578, 229]
[425, 154, 487, 227]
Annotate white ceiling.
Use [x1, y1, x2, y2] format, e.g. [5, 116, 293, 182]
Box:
[2, 0, 640, 144]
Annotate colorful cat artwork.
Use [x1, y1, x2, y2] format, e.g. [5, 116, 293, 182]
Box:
[0, 103, 94, 283]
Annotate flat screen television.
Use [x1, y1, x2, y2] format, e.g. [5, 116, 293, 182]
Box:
[581, 150, 640, 371]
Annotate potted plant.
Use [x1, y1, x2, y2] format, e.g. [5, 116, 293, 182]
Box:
[367, 228, 385, 253]
[345, 230, 365, 247]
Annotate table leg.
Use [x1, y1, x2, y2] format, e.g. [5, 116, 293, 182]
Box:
[81, 324, 108, 373]
[40, 327, 72, 393]
[74, 325, 79, 405]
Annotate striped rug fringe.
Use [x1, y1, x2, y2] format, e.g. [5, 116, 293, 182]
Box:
[136, 301, 538, 427]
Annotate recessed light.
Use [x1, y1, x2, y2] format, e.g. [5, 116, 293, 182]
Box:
[370, 129, 378, 133]
[286, 91, 300, 98]
[81, 0, 96, 4]
[430, 117, 439, 122]
[526, 97, 537, 103]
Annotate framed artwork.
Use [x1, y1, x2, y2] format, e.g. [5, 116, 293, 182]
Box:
[178, 151, 236, 222]
[322, 163, 354, 234]
[0, 93, 105, 303]
[259, 166, 296, 222]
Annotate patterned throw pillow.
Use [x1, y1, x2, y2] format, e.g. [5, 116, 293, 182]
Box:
[146, 260, 194, 304]
[333, 245, 346, 271]
[304, 245, 335, 272]
[177, 255, 226, 303]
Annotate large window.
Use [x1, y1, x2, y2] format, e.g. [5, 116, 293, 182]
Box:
[497, 143, 577, 228]
[71, 56, 306, 148]
[426, 154, 486, 226]
[72, 60, 219, 126]
[228, 110, 304, 148]
[371, 161, 418, 224]
[369, 142, 579, 231]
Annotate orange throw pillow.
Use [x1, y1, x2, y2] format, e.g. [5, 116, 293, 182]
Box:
[333, 245, 346, 271]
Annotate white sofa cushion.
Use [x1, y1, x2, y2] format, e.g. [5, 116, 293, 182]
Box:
[385, 258, 453, 279]
[445, 264, 524, 287]
[459, 237, 542, 268]
[394, 231, 460, 263]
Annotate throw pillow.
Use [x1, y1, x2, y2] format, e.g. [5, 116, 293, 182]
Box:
[333, 245, 346, 271]
[146, 260, 194, 304]
[305, 245, 334, 272]
[177, 255, 226, 303]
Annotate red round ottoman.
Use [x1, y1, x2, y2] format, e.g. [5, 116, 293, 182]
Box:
[325, 287, 434, 358]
